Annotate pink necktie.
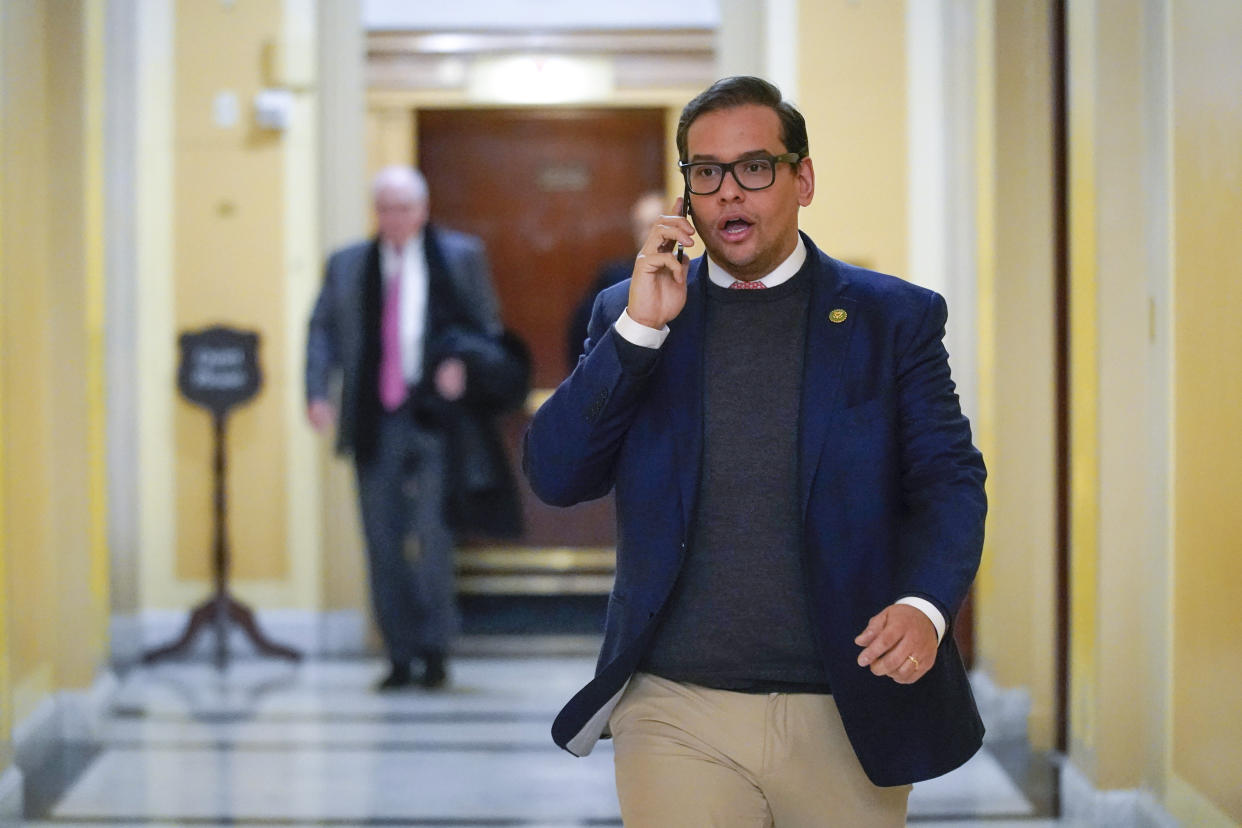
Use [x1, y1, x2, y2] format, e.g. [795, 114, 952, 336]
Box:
[378, 266, 407, 411]
[729, 280, 767, 290]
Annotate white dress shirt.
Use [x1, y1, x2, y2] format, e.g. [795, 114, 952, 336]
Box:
[381, 235, 429, 386]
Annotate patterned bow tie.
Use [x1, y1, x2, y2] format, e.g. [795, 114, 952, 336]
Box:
[729, 280, 767, 290]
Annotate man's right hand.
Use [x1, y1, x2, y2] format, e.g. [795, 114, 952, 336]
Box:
[626, 197, 696, 330]
[307, 399, 336, 432]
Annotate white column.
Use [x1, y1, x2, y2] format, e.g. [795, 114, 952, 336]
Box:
[766, 0, 798, 103]
[317, 0, 366, 253]
[906, 0, 978, 422]
[104, 0, 141, 635]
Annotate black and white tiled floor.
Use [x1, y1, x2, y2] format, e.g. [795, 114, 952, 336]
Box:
[12, 638, 1075, 827]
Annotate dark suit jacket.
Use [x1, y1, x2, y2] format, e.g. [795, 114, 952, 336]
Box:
[306, 225, 502, 454]
[306, 225, 526, 537]
[566, 259, 632, 372]
[523, 232, 987, 786]
[427, 328, 531, 538]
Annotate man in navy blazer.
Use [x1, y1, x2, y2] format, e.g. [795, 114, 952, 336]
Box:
[524, 77, 987, 824]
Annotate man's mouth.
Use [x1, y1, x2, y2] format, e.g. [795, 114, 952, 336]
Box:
[720, 218, 753, 239]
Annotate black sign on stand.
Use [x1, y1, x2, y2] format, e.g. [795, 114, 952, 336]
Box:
[177, 326, 262, 416]
[143, 325, 301, 668]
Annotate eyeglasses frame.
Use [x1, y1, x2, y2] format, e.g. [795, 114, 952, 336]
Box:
[678, 151, 806, 196]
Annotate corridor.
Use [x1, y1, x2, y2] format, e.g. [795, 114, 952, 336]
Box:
[13, 638, 1067, 827]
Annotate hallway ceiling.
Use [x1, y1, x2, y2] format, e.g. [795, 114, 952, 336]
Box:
[364, 0, 719, 31]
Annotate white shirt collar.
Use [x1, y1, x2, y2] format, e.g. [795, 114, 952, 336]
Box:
[381, 233, 424, 277]
[707, 235, 807, 289]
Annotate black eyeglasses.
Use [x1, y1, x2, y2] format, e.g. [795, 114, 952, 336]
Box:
[678, 152, 804, 195]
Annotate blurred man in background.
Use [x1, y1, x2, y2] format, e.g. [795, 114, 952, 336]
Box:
[306, 166, 507, 691]
[565, 191, 665, 372]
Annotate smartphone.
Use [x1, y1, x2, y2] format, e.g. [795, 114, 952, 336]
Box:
[676, 184, 691, 263]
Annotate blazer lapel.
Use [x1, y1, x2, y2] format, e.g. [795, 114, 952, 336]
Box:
[664, 260, 707, 534]
[798, 246, 855, 515]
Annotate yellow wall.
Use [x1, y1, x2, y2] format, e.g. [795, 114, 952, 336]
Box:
[796, 0, 908, 275]
[172, 0, 288, 582]
[970, 0, 1059, 751]
[136, 0, 322, 615]
[0, 0, 11, 765]
[1064, 1, 1241, 823]
[46, 0, 110, 692]
[0, 0, 110, 759]
[1, 0, 56, 724]
[1168, 3, 1242, 823]
[1067, 0, 1171, 791]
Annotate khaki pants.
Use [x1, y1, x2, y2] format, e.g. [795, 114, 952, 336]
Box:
[609, 673, 911, 827]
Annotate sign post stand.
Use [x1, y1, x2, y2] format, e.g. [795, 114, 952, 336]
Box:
[143, 326, 301, 668]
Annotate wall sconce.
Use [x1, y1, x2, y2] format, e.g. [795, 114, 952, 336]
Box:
[254, 88, 295, 131]
[253, 34, 312, 132]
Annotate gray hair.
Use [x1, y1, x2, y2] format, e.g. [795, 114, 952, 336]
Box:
[371, 165, 429, 204]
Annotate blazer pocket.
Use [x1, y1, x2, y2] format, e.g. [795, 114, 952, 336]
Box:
[584, 388, 610, 423]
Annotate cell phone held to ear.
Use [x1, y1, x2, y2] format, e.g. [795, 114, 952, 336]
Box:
[676, 185, 691, 263]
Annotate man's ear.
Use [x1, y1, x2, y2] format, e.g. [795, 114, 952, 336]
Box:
[796, 157, 815, 207]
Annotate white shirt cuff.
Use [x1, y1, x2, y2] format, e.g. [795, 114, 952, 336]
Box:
[614, 308, 669, 349]
[897, 596, 946, 645]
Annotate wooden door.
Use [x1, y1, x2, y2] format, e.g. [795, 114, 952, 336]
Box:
[418, 108, 666, 568]
[420, 108, 665, 387]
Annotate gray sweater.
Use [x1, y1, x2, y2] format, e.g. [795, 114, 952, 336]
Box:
[642, 271, 830, 693]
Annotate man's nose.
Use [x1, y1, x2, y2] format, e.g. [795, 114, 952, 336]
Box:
[717, 170, 746, 200]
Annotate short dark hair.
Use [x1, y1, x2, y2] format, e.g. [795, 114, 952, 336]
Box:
[676, 76, 809, 163]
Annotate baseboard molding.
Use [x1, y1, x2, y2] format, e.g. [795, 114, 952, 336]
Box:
[968, 668, 1031, 743]
[318, 609, 371, 656]
[0, 764, 23, 818]
[111, 609, 371, 664]
[1166, 772, 1236, 828]
[7, 668, 119, 816]
[1060, 759, 1180, 828]
[12, 697, 60, 775]
[58, 671, 120, 743]
[2, 670, 120, 820]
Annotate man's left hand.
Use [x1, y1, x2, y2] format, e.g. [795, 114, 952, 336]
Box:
[854, 603, 937, 684]
[435, 358, 467, 401]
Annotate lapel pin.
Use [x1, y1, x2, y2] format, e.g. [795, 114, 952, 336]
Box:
[829, 308, 848, 324]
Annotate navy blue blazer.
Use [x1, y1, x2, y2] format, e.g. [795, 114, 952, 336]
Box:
[523, 233, 987, 786]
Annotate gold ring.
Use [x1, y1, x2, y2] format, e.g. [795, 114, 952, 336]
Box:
[907, 655, 920, 668]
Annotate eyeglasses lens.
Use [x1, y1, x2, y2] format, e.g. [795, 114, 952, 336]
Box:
[686, 159, 775, 195]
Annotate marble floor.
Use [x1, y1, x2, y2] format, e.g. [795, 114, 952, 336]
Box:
[12, 637, 1076, 827]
